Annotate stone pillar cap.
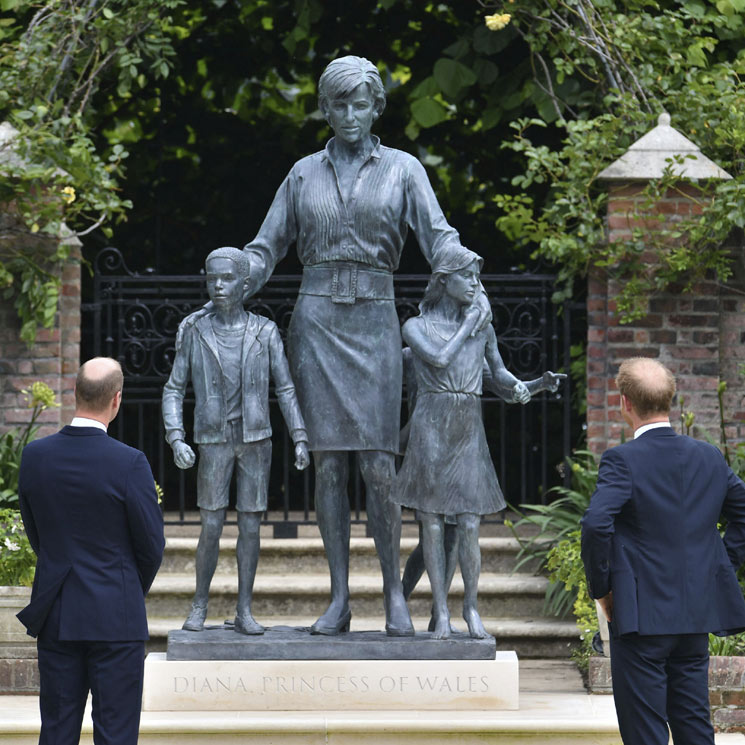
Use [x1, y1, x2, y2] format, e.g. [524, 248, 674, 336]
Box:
[598, 112, 731, 181]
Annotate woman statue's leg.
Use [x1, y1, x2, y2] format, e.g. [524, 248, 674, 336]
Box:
[420, 512, 450, 639]
[359, 450, 414, 636]
[458, 512, 489, 639]
[311, 450, 352, 634]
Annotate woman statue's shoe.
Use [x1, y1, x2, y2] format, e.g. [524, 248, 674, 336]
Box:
[182, 603, 208, 632]
[384, 592, 415, 637]
[310, 608, 352, 635]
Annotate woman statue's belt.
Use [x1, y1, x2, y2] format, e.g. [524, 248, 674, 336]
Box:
[299, 262, 395, 304]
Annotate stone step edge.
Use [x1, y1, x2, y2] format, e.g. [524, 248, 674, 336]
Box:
[163, 536, 536, 552]
[149, 573, 550, 595]
[146, 616, 580, 639]
[0, 704, 622, 739]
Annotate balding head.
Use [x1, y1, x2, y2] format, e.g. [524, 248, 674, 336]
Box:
[75, 357, 123, 414]
[615, 357, 676, 418]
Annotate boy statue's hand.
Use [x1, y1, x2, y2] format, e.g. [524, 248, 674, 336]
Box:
[172, 440, 196, 469]
[294, 442, 310, 470]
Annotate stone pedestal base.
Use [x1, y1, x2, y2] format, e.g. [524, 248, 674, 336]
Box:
[143, 650, 519, 711]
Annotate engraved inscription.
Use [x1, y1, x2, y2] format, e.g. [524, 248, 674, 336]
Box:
[171, 673, 492, 696]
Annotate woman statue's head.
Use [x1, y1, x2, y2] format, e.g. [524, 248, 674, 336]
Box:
[318, 56, 386, 121]
[420, 248, 483, 313]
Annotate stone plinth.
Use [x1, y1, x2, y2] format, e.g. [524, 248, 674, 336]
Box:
[167, 625, 497, 661]
[143, 649, 519, 712]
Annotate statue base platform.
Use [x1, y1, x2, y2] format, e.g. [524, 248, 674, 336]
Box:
[166, 624, 496, 660]
[144, 627, 518, 711]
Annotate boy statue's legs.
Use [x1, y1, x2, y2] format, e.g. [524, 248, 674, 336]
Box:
[183, 507, 226, 631]
[183, 440, 234, 631]
[235, 511, 263, 634]
[234, 437, 272, 635]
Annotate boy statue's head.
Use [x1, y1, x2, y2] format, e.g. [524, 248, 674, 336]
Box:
[205, 247, 251, 308]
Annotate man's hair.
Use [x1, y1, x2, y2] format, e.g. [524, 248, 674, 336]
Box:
[318, 55, 386, 118]
[615, 357, 676, 417]
[205, 247, 250, 280]
[75, 358, 123, 412]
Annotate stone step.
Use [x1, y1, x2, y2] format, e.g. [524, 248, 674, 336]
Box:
[145, 572, 551, 620]
[158, 536, 542, 575]
[145, 616, 579, 660]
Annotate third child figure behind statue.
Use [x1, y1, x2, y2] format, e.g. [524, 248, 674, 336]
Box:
[391, 248, 529, 640]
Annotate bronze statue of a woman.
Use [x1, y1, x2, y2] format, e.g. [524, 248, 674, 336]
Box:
[181, 55, 491, 636]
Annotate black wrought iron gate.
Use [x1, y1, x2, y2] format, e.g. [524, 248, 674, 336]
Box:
[81, 247, 582, 535]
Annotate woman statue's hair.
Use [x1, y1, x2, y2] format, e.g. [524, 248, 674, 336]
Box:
[420, 247, 483, 313]
[318, 55, 386, 118]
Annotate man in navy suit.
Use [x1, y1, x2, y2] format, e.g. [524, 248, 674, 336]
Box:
[582, 357, 745, 745]
[17, 357, 165, 745]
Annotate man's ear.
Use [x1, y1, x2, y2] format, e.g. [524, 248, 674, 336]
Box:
[621, 394, 632, 413]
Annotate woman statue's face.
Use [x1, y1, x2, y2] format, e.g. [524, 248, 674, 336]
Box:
[443, 260, 481, 305]
[326, 83, 376, 146]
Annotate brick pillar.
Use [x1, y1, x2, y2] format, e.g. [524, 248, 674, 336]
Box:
[586, 183, 729, 454]
[0, 238, 81, 438]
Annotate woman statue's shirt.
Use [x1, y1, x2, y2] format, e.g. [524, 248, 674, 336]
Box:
[245, 137, 465, 284]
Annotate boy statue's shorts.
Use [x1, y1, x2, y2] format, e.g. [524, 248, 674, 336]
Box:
[196, 419, 272, 512]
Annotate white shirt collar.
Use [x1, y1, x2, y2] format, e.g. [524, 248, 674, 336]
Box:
[634, 421, 671, 439]
[70, 416, 107, 432]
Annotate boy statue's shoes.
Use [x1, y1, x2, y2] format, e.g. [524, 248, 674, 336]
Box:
[233, 613, 265, 635]
[182, 603, 208, 632]
[310, 608, 352, 635]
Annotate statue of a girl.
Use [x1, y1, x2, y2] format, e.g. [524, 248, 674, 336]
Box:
[391, 248, 530, 639]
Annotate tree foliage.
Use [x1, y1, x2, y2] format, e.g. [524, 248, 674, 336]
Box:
[3, 0, 745, 338]
[482, 0, 745, 317]
[0, 0, 183, 342]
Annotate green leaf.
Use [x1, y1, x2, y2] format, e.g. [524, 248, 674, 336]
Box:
[0, 0, 21, 9]
[409, 76, 440, 99]
[410, 97, 448, 128]
[473, 23, 512, 55]
[433, 58, 477, 99]
[102, 7, 114, 19]
[443, 38, 470, 59]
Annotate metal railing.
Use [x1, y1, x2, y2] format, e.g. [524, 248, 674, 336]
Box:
[81, 247, 582, 536]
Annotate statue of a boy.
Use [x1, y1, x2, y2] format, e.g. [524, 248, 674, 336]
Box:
[162, 246, 310, 635]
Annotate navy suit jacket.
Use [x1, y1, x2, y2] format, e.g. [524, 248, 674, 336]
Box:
[17, 426, 165, 641]
[581, 427, 745, 637]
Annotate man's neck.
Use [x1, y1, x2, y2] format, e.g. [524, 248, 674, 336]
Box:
[71, 413, 108, 430]
[634, 419, 671, 438]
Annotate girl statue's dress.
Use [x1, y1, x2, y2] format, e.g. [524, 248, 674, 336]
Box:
[391, 317, 505, 518]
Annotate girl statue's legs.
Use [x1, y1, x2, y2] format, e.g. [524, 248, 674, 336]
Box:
[403, 521, 460, 633]
[183, 507, 226, 631]
[458, 512, 489, 639]
[235, 510, 264, 635]
[311, 450, 351, 634]
[419, 511, 451, 639]
[358, 450, 414, 636]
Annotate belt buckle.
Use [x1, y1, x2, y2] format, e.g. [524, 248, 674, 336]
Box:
[331, 264, 358, 304]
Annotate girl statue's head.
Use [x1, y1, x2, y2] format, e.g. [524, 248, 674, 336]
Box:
[420, 247, 483, 313]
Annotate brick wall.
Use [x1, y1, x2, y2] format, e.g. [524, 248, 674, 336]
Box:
[0, 241, 81, 438]
[586, 183, 745, 453]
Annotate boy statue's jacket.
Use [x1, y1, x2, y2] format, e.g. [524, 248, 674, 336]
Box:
[162, 312, 307, 445]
